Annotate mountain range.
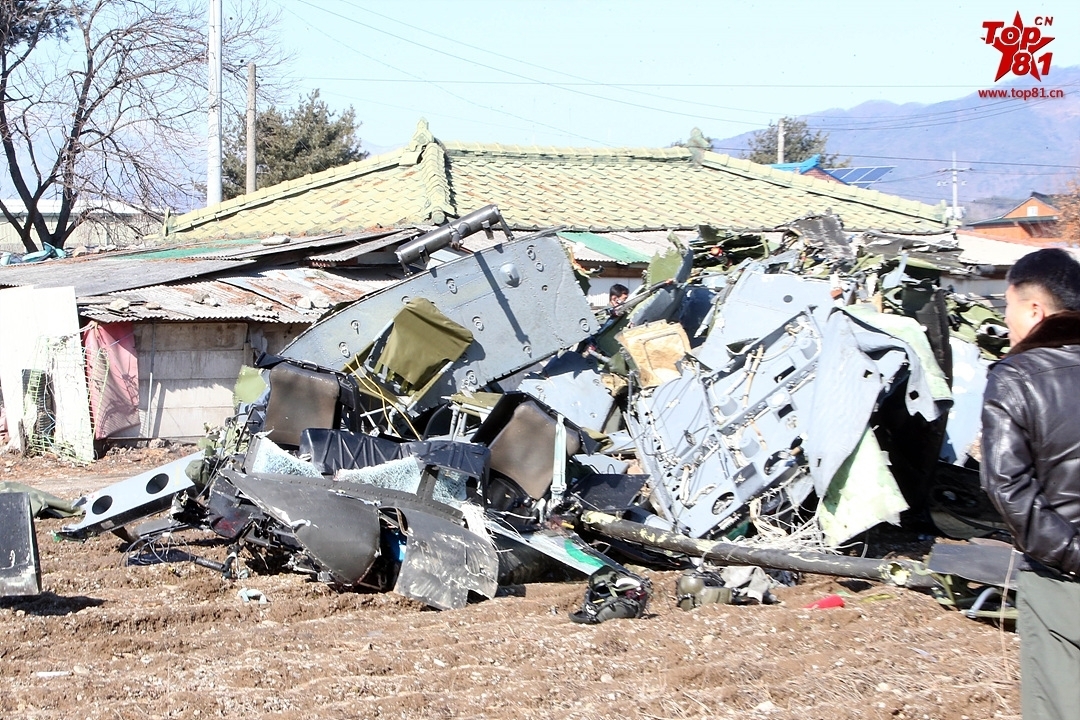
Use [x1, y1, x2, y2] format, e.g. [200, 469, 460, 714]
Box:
[711, 65, 1080, 222]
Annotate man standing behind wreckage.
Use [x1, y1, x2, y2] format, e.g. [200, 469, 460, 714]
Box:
[981, 248, 1080, 720]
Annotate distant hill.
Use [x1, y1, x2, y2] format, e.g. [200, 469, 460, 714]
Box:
[711, 66, 1080, 221]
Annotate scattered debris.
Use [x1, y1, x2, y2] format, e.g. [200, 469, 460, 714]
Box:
[40, 207, 1018, 619]
[0, 492, 41, 597]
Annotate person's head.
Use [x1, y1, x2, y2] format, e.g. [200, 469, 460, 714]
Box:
[609, 283, 629, 306]
[1004, 248, 1080, 344]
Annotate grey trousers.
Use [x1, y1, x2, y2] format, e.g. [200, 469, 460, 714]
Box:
[1018, 569, 1080, 720]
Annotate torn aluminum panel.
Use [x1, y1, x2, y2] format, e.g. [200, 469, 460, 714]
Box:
[60, 452, 201, 540]
[394, 509, 498, 610]
[802, 307, 951, 501]
[487, 522, 620, 582]
[782, 213, 854, 264]
[0, 492, 41, 597]
[941, 336, 988, 465]
[516, 353, 614, 432]
[697, 266, 835, 367]
[632, 312, 822, 538]
[817, 427, 909, 546]
[802, 309, 901, 498]
[280, 232, 598, 413]
[223, 469, 383, 586]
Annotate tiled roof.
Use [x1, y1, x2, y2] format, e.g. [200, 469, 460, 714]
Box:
[164, 119, 948, 242]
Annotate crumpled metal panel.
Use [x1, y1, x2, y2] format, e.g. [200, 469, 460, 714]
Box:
[393, 509, 498, 610]
[940, 337, 988, 466]
[0, 492, 41, 597]
[697, 266, 834, 367]
[280, 233, 598, 412]
[60, 452, 201, 540]
[224, 470, 382, 586]
[632, 312, 822, 538]
[803, 311, 893, 497]
[517, 353, 614, 431]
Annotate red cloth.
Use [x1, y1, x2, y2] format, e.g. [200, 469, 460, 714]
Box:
[82, 321, 140, 438]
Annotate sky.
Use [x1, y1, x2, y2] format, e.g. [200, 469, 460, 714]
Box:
[262, 0, 1080, 154]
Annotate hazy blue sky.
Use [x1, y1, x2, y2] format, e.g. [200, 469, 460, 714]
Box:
[266, 0, 1080, 152]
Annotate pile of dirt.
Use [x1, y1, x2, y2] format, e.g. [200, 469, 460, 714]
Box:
[0, 455, 1020, 720]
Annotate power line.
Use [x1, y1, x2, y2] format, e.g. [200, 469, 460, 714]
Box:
[273, 2, 614, 146]
[327, 0, 1057, 127]
[708, 146, 1080, 170]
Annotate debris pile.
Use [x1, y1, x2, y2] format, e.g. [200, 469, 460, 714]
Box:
[5, 206, 1018, 618]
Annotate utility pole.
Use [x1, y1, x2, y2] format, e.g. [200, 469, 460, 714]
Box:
[777, 117, 785, 164]
[246, 62, 257, 194]
[207, 0, 222, 206]
[936, 152, 970, 222]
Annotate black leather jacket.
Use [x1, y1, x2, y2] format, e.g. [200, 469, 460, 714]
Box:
[981, 311, 1080, 576]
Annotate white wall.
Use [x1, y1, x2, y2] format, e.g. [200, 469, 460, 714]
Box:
[111, 320, 311, 441]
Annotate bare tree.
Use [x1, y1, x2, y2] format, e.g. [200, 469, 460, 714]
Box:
[0, 0, 285, 253]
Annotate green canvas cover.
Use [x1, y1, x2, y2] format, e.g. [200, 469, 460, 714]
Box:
[375, 298, 474, 389]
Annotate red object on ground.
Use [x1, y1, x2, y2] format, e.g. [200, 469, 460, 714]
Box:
[805, 594, 845, 609]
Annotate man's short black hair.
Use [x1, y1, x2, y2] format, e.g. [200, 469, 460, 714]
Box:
[1007, 248, 1080, 312]
[609, 283, 629, 298]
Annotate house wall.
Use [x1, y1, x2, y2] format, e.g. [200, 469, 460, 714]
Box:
[964, 222, 1059, 242]
[110, 320, 311, 442]
[113, 322, 249, 442]
[1004, 197, 1059, 220]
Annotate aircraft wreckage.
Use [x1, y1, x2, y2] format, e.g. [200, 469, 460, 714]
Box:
[2, 205, 1018, 619]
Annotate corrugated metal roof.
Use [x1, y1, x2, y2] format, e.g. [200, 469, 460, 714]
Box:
[308, 228, 422, 266]
[560, 231, 652, 264]
[0, 256, 252, 296]
[78, 268, 399, 324]
[190, 230, 392, 260]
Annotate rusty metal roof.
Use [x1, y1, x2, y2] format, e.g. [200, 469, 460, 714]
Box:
[78, 268, 400, 324]
[0, 256, 253, 296]
[308, 228, 423, 266]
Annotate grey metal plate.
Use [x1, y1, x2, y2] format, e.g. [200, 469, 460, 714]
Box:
[517, 354, 614, 432]
[394, 510, 498, 610]
[697, 267, 834, 368]
[634, 312, 822, 538]
[280, 233, 598, 411]
[0, 492, 41, 597]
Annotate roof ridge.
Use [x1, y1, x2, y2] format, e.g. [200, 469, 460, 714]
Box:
[443, 141, 692, 161]
[699, 151, 946, 223]
[418, 141, 455, 223]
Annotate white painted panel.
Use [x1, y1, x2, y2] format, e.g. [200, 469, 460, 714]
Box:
[0, 286, 38, 452]
[0, 286, 93, 461]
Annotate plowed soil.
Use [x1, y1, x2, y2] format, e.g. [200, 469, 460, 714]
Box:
[2, 448, 1020, 720]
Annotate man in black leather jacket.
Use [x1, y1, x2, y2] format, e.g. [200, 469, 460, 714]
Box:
[981, 248, 1080, 720]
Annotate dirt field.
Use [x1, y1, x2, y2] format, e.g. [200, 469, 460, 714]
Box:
[2, 447, 1020, 720]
